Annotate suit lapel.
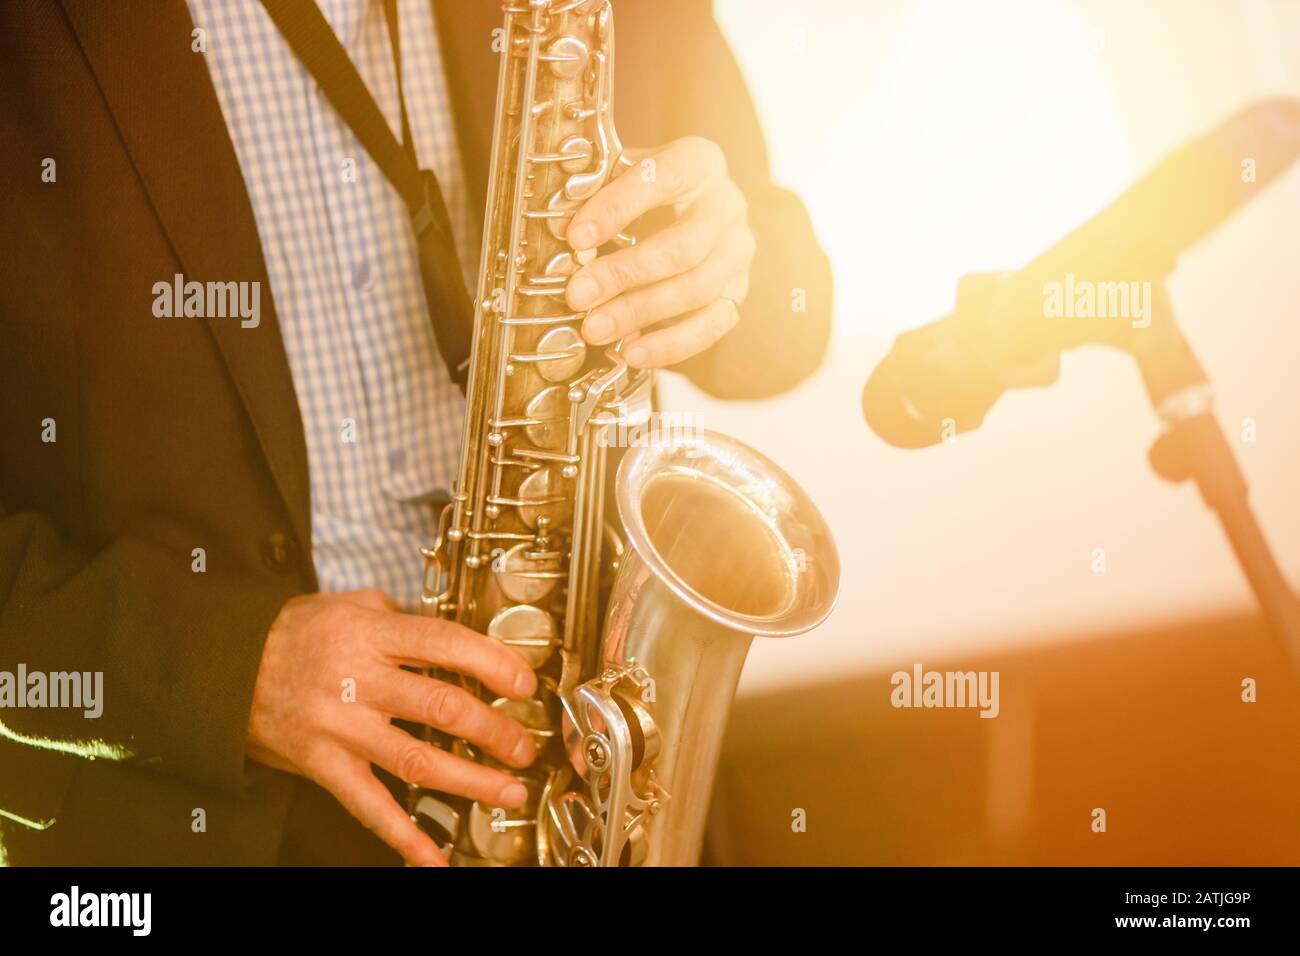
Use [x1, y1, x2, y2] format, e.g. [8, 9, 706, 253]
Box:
[58, 0, 314, 561]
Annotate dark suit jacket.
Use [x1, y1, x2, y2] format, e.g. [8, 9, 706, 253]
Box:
[0, 0, 831, 865]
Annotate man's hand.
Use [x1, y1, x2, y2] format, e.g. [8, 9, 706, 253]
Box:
[565, 136, 755, 369]
[247, 589, 538, 867]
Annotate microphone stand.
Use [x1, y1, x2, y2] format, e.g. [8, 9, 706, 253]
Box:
[1133, 282, 1300, 671]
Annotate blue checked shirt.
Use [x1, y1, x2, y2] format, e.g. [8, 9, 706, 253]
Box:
[188, 0, 476, 608]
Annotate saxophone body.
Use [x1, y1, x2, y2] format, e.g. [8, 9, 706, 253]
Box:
[409, 0, 839, 866]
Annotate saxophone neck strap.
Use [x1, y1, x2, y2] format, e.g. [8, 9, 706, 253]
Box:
[257, 0, 474, 388]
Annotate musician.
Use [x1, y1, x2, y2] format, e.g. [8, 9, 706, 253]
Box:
[0, 0, 831, 865]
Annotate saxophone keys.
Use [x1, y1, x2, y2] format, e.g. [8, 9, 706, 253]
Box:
[618, 692, 661, 771]
[543, 249, 577, 277]
[542, 189, 580, 240]
[487, 604, 559, 669]
[464, 777, 543, 865]
[528, 135, 593, 172]
[517, 465, 573, 529]
[523, 385, 570, 450]
[454, 697, 555, 768]
[545, 791, 596, 866]
[563, 101, 596, 122]
[558, 135, 594, 172]
[491, 696, 556, 751]
[410, 794, 461, 857]
[533, 325, 587, 383]
[546, 791, 649, 868]
[543, 35, 589, 79]
[494, 542, 561, 603]
[506, 343, 585, 374]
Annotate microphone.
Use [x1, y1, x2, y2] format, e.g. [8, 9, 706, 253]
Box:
[862, 97, 1300, 449]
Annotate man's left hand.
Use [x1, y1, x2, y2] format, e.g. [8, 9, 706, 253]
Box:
[565, 136, 755, 369]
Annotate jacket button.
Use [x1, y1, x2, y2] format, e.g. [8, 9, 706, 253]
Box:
[261, 532, 300, 573]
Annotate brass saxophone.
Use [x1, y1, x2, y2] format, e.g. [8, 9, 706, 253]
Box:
[408, 0, 839, 866]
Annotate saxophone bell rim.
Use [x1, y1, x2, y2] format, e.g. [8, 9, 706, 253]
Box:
[613, 428, 840, 639]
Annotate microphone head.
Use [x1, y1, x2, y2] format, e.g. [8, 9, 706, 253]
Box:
[862, 99, 1300, 452]
[861, 317, 1005, 449]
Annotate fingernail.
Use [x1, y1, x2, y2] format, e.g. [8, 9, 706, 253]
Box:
[624, 345, 647, 366]
[569, 222, 598, 250]
[568, 274, 597, 308]
[502, 783, 528, 807]
[583, 312, 613, 343]
[512, 736, 536, 766]
[513, 670, 535, 697]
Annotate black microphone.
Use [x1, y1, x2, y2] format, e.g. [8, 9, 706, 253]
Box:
[862, 98, 1300, 449]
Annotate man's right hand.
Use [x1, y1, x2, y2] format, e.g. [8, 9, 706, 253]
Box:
[246, 589, 539, 866]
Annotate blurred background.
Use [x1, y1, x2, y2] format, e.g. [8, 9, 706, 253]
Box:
[673, 0, 1300, 863]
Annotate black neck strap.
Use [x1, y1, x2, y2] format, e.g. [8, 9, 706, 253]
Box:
[258, 0, 473, 387]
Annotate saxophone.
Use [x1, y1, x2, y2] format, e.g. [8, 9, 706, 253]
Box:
[408, 0, 839, 866]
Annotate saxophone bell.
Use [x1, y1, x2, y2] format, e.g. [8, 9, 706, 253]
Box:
[551, 430, 840, 866]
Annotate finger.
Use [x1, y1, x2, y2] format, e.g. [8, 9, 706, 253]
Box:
[362, 724, 528, 809]
[565, 136, 727, 251]
[368, 612, 537, 700]
[344, 588, 402, 612]
[366, 670, 536, 769]
[314, 750, 448, 867]
[623, 297, 743, 369]
[581, 227, 755, 345]
[565, 206, 723, 312]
